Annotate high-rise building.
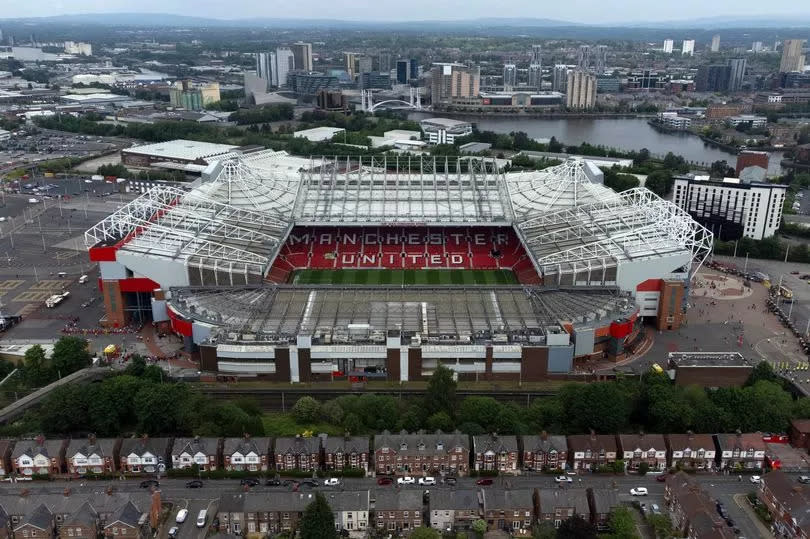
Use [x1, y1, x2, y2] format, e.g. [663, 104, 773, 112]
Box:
[274, 48, 295, 87]
[531, 44, 542, 65]
[396, 60, 409, 84]
[410, 58, 418, 79]
[695, 64, 730, 92]
[552, 65, 569, 92]
[64, 41, 92, 56]
[682, 40, 695, 56]
[780, 39, 806, 73]
[663, 39, 674, 54]
[356, 56, 373, 76]
[594, 45, 608, 75]
[752, 41, 763, 53]
[344, 52, 357, 79]
[528, 44, 542, 89]
[577, 45, 591, 70]
[566, 70, 596, 109]
[256, 52, 273, 90]
[359, 72, 392, 90]
[377, 53, 391, 73]
[711, 34, 721, 53]
[503, 63, 517, 89]
[430, 63, 480, 105]
[290, 42, 313, 72]
[727, 58, 747, 92]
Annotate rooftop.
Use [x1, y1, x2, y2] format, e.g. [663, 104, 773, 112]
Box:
[122, 139, 239, 161]
[420, 117, 472, 129]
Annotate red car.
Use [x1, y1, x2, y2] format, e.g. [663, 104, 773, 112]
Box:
[377, 477, 394, 485]
[656, 474, 668, 482]
[476, 478, 493, 486]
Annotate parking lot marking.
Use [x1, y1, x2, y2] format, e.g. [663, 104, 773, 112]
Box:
[0, 280, 24, 290]
[14, 304, 38, 317]
[12, 291, 52, 302]
[29, 280, 66, 291]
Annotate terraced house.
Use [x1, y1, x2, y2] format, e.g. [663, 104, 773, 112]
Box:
[537, 489, 589, 529]
[666, 432, 716, 471]
[274, 436, 320, 472]
[118, 437, 171, 475]
[65, 436, 119, 475]
[618, 433, 667, 472]
[222, 436, 271, 472]
[374, 430, 469, 477]
[715, 431, 766, 470]
[216, 492, 314, 535]
[521, 432, 567, 471]
[170, 437, 219, 471]
[373, 490, 423, 533]
[481, 489, 536, 532]
[472, 434, 519, 474]
[12, 437, 65, 476]
[321, 435, 369, 473]
[566, 432, 617, 471]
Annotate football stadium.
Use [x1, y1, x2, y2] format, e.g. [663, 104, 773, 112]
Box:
[85, 145, 712, 382]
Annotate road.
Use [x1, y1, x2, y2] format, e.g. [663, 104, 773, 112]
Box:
[0, 472, 779, 539]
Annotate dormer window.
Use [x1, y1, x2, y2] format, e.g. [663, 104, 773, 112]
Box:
[436, 442, 444, 451]
[400, 443, 408, 451]
[417, 442, 425, 451]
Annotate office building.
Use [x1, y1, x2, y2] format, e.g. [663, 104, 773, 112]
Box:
[695, 64, 730, 92]
[594, 45, 608, 75]
[663, 39, 674, 54]
[396, 59, 409, 84]
[356, 56, 373, 76]
[657, 112, 691, 130]
[410, 58, 418, 79]
[430, 63, 480, 105]
[530, 44, 542, 66]
[420, 118, 473, 145]
[377, 53, 391, 73]
[64, 41, 92, 56]
[316, 89, 348, 112]
[566, 70, 596, 109]
[503, 63, 517, 89]
[577, 45, 591, 70]
[359, 71, 391, 90]
[528, 64, 543, 89]
[711, 34, 721, 53]
[290, 42, 313, 72]
[682, 39, 695, 56]
[673, 175, 786, 240]
[344, 52, 357, 79]
[255, 52, 272, 90]
[780, 39, 806, 73]
[287, 71, 339, 96]
[596, 76, 621, 93]
[727, 58, 747, 92]
[274, 48, 295, 87]
[552, 64, 569, 92]
[752, 41, 764, 53]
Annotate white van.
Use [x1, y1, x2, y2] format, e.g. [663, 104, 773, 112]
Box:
[196, 510, 207, 528]
[78, 275, 89, 284]
[175, 509, 188, 523]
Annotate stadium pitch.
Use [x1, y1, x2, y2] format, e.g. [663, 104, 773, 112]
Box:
[291, 269, 519, 286]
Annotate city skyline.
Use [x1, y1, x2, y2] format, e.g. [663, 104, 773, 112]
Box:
[2, 0, 809, 25]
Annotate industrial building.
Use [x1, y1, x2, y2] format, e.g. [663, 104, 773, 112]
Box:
[419, 118, 473, 145]
[120, 139, 239, 168]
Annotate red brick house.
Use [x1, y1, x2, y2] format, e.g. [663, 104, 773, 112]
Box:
[170, 437, 219, 471]
[667, 432, 716, 471]
[790, 419, 810, 451]
[566, 432, 617, 471]
[473, 434, 519, 474]
[222, 436, 271, 472]
[321, 435, 369, 473]
[374, 430, 469, 477]
[521, 432, 567, 472]
[715, 431, 767, 471]
[758, 470, 810, 537]
[11, 437, 66, 476]
[665, 472, 735, 538]
[618, 433, 667, 472]
[274, 436, 320, 472]
[65, 436, 119, 475]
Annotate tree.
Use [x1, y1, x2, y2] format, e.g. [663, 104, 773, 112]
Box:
[425, 365, 457, 418]
[637, 462, 650, 476]
[292, 396, 321, 423]
[634, 148, 651, 165]
[709, 160, 734, 178]
[299, 492, 336, 539]
[123, 355, 146, 377]
[471, 519, 487, 535]
[427, 411, 453, 432]
[556, 515, 597, 539]
[51, 336, 92, 377]
[342, 413, 362, 435]
[548, 136, 564, 153]
[458, 397, 502, 432]
[646, 514, 673, 539]
[532, 522, 557, 539]
[606, 506, 637, 539]
[320, 400, 345, 424]
[410, 528, 441, 539]
[644, 170, 674, 198]
[747, 360, 780, 386]
[22, 344, 51, 387]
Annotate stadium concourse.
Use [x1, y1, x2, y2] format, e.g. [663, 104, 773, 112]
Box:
[84, 146, 712, 382]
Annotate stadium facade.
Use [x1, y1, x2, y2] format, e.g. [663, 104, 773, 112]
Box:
[86, 146, 712, 382]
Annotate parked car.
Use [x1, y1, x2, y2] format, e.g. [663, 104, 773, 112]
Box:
[139, 480, 159, 489]
[300, 479, 318, 488]
[630, 487, 648, 496]
[639, 503, 648, 515]
[240, 478, 260, 487]
[377, 477, 394, 486]
[282, 479, 297, 487]
[656, 474, 668, 482]
[266, 478, 281, 486]
[176, 510, 188, 523]
[651, 504, 661, 515]
[397, 476, 416, 485]
[554, 475, 572, 483]
[418, 477, 436, 486]
[750, 475, 761, 484]
[186, 480, 203, 488]
[443, 477, 457, 486]
[476, 478, 494, 486]
[799, 476, 810, 484]
[168, 527, 178, 538]
[324, 478, 340, 486]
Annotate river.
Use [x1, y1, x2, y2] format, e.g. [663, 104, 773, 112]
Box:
[408, 113, 785, 176]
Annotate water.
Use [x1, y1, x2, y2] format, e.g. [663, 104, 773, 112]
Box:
[409, 113, 785, 176]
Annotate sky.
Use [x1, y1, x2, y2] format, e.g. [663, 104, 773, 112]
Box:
[2, 0, 807, 24]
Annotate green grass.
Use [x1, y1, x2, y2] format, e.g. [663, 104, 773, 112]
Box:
[262, 413, 345, 437]
[291, 268, 519, 286]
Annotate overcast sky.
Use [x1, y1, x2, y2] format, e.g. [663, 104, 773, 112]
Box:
[2, 0, 807, 23]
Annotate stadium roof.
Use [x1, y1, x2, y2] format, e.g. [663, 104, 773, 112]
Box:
[169, 285, 634, 343]
[122, 140, 238, 161]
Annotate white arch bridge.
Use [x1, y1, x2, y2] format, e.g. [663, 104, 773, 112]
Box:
[360, 87, 422, 113]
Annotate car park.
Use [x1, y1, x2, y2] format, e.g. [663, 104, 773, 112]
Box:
[176, 509, 188, 523]
[397, 476, 416, 485]
[554, 475, 572, 483]
[630, 487, 648, 496]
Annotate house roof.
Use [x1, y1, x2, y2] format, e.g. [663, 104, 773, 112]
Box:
[761, 470, 810, 532]
[715, 432, 767, 452]
[374, 430, 469, 454]
[521, 434, 567, 454]
[482, 489, 536, 511]
[666, 472, 729, 537]
[64, 502, 98, 527]
[566, 433, 618, 453]
[537, 489, 588, 514]
[373, 489, 423, 511]
[172, 437, 219, 457]
[321, 435, 370, 454]
[106, 501, 143, 528]
[222, 437, 271, 457]
[66, 438, 117, 460]
[119, 437, 172, 458]
[792, 419, 810, 434]
[274, 436, 320, 455]
[618, 433, 667, 452]
[666, 433, 716, 451]
[589, 489, 620, 515]
[430, 489, 481, 512]
[0, 493, 149, 521]
[17, 503, 52, 531]
[473, 434, 518, 454]
[11, 438, 65, 459]
[324, 491, 369, 512]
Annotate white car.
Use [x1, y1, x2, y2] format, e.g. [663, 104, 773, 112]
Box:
[418, 477, 436, 486]
[168, 527, 178, 538]
[554, 475, 572, 483]
[750, 475, 761, 484]
[630, 487, 648, 496]
[397, 476, 416, 485]
[176, 509, 188, 523]
[323, 478, 340, 486]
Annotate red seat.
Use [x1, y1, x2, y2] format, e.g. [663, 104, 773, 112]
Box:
[472, 254, 497, 269]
